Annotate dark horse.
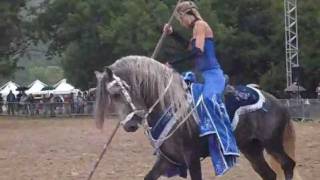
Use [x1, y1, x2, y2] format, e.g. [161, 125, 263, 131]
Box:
[95, 56, 299, 180]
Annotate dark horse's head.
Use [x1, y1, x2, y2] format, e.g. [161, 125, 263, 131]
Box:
[94, 56, 189, 133]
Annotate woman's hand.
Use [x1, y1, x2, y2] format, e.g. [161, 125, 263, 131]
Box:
[165, 62, 172, 68]
[163, 24, 173, 35]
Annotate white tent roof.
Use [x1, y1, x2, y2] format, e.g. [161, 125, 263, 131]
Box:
[52, 79, 75, 94]
[26, 80, 48, 95]
[0, 81, 20, 97]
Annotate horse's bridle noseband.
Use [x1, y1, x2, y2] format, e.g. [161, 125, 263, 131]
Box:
[106, 73, 146, 126]
[106, 72, 174, 128]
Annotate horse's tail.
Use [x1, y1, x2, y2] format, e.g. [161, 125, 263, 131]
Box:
[269, 120, 302, 180]
[94, 73, 109, 129]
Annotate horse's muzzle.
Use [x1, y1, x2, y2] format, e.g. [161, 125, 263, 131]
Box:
[121, 110, 145, 132]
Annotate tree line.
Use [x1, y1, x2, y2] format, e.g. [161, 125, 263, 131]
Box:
[1, 0, 319, 97]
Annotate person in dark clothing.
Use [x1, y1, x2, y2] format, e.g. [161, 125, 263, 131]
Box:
[316, 83, 320, 99]
[6, 91, 16, 115]
[0, 93, 3, 114]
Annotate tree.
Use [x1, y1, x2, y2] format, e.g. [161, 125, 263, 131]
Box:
[34, 0, 170, 89]
[0, 0, 26, 76]
[298, 0, 320, 97]
[32, 0, 320, 97]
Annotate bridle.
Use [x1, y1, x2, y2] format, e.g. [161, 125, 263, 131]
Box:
[106, 70, 199, 141]
[106, 73, 145, 123]
[106, 72, 174, 130]
[105, 70, 199, 166]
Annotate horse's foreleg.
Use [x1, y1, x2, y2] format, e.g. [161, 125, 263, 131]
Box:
[189, 158, 202, 180]
[144, 156, 171, 180]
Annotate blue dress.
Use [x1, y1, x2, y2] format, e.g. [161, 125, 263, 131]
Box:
[191, 38, 239, 176]
[191, 38, 225, 95]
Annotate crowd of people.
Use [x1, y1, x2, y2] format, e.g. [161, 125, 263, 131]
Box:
[0, 90, 95, 117]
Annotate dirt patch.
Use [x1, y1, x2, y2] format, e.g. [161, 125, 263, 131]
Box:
[0, 117, 319, 180]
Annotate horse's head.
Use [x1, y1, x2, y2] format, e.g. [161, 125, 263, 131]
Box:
[95, 56, 190, 134]
[94, 67, 146, 132]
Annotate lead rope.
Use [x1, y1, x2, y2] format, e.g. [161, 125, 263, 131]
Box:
[86, 1, 182, 180]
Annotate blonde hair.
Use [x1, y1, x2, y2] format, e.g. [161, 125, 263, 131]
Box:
[175, 1, 203, 22]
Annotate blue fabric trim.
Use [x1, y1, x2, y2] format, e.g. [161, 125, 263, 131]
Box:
[151, 107, 173, 140]
[150, 108, 188, 178]
[191, 83, 239, 176]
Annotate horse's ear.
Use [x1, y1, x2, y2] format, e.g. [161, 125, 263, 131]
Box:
[94, 71, 103, 80]
[104, 66, 113, 79]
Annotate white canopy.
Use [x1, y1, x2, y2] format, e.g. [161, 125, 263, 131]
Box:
[26, 80, 48, 95]
[52, 79, 75, 94]
[0, 81, 20, 97]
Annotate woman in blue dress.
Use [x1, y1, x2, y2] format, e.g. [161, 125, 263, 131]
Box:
[164, 1, 225, 96]
[164, 1, 239, 175]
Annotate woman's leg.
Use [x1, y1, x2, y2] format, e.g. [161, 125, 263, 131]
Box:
[202, 69, 225, 98]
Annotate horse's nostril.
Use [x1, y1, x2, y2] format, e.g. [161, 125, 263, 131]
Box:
[129, 125, 138, 132]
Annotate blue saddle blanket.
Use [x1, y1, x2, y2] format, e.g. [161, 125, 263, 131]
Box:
[225, 85, 266, 130]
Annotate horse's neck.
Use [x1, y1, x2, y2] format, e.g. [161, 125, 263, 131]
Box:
[148, 106, 198, 137]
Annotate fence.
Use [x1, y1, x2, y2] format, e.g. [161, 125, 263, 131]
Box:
[279, 99, 320, 121]
[1, 99, 320, 120]
[0, 101, 95, 117]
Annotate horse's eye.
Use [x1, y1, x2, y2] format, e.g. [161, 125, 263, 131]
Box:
[112, 93, 121, 99]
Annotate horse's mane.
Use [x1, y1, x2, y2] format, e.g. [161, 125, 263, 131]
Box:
[110, 56, 189, 116]
[95, 55, 190, 129]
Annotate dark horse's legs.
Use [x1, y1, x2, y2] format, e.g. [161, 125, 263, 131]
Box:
[144, 154, 202, 180]
[241, 140, 276, 180]
[189, 158, 202, 180]
[265, 138, 295, 180]
[144, 156, 171, 180]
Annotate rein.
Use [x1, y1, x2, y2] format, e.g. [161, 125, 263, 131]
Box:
[117, 73, 174, 126]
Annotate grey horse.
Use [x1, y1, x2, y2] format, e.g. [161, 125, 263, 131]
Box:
[95, 55, 298, 180]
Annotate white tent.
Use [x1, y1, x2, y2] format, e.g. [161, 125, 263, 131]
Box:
[26, 80, 48, 95]
[0, 81, 20, 97]
[52, 79, 75, 94]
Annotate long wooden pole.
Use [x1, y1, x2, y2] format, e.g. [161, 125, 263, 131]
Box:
[86, 1, 182, 180]
[151, 0, 183, 59]
[86, 122, 121, 180]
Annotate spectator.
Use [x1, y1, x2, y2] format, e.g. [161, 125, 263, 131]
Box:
[43, 94, 50, 116]
[75, 92, 84, 114]
[86, 91, 95, 114]
[83, 91, 88, 101]
[28, 95, 35, 116]
[49, 94, 55, 117]
[83, 91, 88, 114]
[16, 91, 22, 113]
[20, 92, 28, 115]
[54, 95, 64, 115]
[70, 92, 75, 114]
[0, 93, 3, 114]
[6, 90, 16, 115]
[316, 83, 320, 99]
[63, 94, 72, 116]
